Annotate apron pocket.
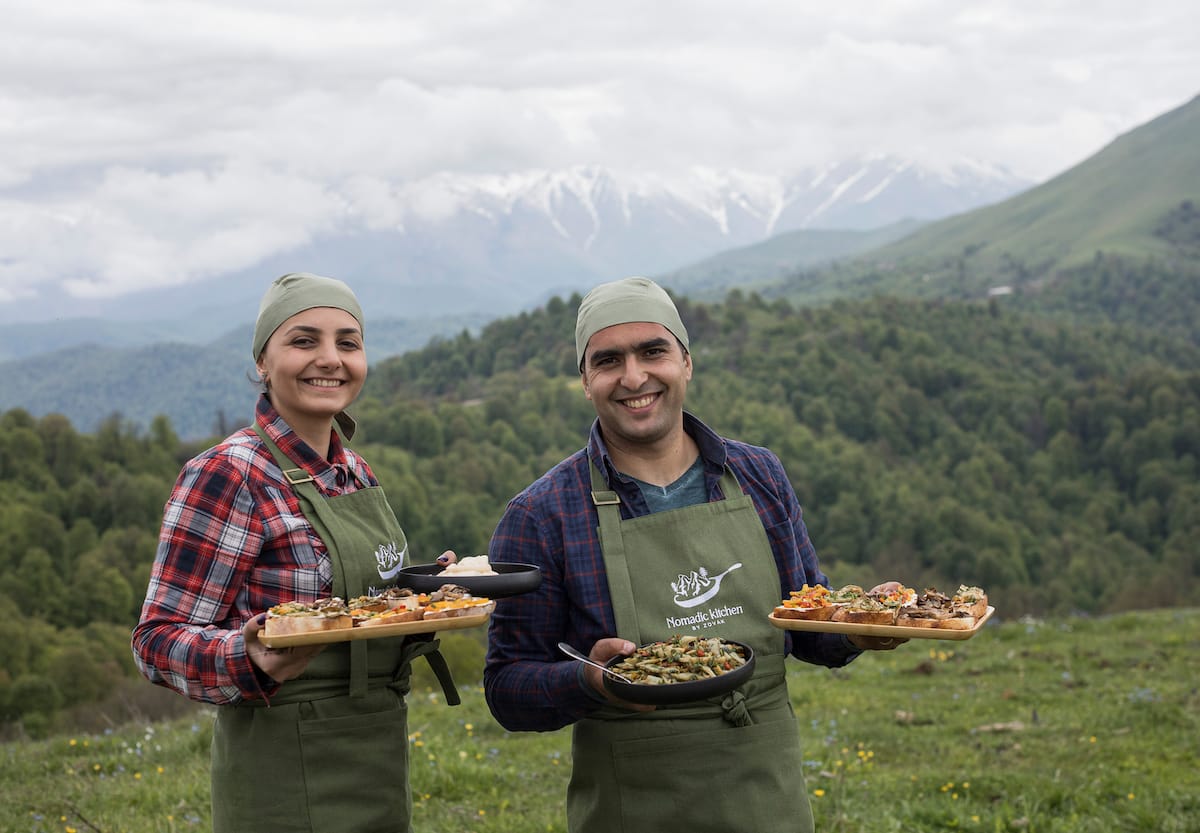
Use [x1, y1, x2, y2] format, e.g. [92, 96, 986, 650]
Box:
[610, 717, 813, 833]
[297, 697, 412, 833]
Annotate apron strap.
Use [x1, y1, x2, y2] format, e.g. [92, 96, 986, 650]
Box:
[589, 463, 641, 642]
[397, 637, 461, 706]
[588, 462, 747, 644]
[715, 466, 743, 501]
[253, 423, 370, 697]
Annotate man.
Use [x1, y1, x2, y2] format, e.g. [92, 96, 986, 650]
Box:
[483, 276, 904, 833]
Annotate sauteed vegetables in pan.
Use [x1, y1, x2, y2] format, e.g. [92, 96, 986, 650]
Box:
[609, 635, 749, 685]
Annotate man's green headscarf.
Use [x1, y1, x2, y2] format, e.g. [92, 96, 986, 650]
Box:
[574, 276, 690, 369]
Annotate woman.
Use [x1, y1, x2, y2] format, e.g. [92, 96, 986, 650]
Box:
[132, 272, 457, 833]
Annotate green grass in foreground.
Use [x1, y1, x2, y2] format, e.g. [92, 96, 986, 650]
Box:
[1, 608, 1197, 833]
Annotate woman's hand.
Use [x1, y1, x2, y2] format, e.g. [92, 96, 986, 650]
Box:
[242, 613, 325, 682]
[435, 550, 458, 566]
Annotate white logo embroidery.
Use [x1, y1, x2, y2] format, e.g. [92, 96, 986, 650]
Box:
[671, 562, 743, 609]
[375, 541, 407, 580]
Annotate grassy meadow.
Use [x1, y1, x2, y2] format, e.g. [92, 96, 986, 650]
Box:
[2, 607, 1197, 833]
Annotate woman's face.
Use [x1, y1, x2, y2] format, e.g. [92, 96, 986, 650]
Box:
[255, 306, 366, 428]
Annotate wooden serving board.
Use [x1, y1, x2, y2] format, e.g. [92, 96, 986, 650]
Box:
[259, 610, 491, 648]
[768, 605, 995, 641]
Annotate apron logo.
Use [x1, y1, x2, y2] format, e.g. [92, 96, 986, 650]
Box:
[671, 562, 743, 609]
[375, 541, 407, 580]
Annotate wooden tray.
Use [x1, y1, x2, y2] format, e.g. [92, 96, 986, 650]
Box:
[259, 611, 491, 648]
[768, 606, 995, 641]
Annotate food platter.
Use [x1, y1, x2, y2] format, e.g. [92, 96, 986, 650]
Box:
[768, 606, 995, 641]
[258, 610, 491, 649]
[602, 639, 756, 705]
[394, 562, 542, 598]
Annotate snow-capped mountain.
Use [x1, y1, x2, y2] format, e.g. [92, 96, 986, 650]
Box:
[5, 156, 1031, 340]
[174, 156, 1028, 323]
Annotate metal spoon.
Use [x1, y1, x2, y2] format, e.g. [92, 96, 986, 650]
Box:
[557, 641, 635, 684]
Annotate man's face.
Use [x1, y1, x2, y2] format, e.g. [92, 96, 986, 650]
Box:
[580, 321, 692, 451]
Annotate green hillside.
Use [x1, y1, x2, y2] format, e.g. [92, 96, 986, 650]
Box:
[763, 93, 1200, 308]
[2, 286, 1198, 739]
[657, 219, 925, 299]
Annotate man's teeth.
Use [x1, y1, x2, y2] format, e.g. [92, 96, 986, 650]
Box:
[307, 379, 342, 387]
[623, 395, 656, 408]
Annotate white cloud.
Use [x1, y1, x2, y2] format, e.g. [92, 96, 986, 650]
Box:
[0, 0, 1196, 301]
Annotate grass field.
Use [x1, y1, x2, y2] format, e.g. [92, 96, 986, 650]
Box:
[2, 608, 1197, 833]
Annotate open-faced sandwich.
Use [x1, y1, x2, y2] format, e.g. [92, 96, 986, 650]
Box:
[774, 581, 986, 631]
[831, 591, 898, 625]
[263, 597, 353, 637]
[421, 583, 497, 620]
[773, 584, 838, 620]
[894, 585, 989, 630]
[951, 584, 989, 620]
[262, 584, 494, 637]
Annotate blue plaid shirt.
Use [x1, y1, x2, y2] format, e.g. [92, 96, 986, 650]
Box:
[484, 411, 861, 731]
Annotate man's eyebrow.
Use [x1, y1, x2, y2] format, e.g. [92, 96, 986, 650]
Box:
[588, 336, 672, 364]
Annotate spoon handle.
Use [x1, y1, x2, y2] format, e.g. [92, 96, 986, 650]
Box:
[556, 642, 634, 684]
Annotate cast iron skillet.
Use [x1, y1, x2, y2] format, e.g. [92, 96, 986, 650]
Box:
[602, 638, 755, 705]
[394, 562, 542, 599]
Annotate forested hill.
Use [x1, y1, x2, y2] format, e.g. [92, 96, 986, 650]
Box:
[1, 284, 1198, 737]
[357, 289, 1199, 620]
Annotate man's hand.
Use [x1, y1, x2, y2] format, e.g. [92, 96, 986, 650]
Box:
[581, 638, 655, 712]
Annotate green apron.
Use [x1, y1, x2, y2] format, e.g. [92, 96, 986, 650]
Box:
[210, 426, 457, 833]
[568, 464, 815, 833]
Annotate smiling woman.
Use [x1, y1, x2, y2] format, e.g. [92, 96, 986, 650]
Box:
[130, 271, 465, 833]
[254, 306, 367, 457]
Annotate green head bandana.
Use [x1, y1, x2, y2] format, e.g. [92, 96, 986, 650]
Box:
[252, 272, 364, 360]
[575, 276, 689, 369]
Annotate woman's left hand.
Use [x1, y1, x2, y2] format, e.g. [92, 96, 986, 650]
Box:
[435, 550, 458, 566]
[242, 614, 326, 682]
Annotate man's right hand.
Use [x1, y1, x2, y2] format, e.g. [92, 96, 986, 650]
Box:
[583, 637, 656, 712]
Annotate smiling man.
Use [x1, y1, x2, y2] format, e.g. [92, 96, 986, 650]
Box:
[483, 276, 906, 833]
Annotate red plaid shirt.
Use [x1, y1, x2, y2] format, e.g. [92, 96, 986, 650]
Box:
[131, 396, 380, 704]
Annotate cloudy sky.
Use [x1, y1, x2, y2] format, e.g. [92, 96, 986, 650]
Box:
[1, 0, 1197, 307]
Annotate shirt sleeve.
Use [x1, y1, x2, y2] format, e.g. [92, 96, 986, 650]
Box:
[131, 454, 277, 705]
[758, 451, 863, 668]
[483, 495, 605, 731]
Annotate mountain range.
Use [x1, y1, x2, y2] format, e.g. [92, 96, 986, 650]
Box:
[4, 90, 1198, 439]
[1, 155, 1027, 346]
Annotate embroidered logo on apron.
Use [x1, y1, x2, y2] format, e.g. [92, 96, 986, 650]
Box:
[374, 540, 407, 580]
[665, 562, 745, 632]
[672, 562, 743, 608]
